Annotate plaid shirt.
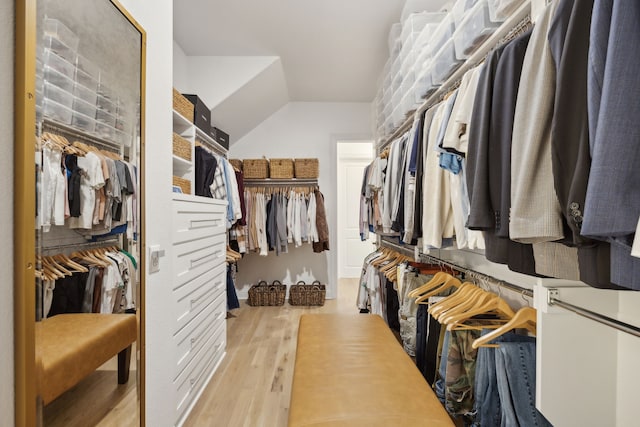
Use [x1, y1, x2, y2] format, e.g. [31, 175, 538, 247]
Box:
[210, 164, 227, 200]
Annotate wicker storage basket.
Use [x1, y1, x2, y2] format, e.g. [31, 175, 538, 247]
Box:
[269, 158, 294, 179]
[243, 158, 270, 179]
[247, 280, 286, 306]
[229, 158, 243, 172]
[172, 133, 192, 161]
[172, 176, 191, 194]
[289, 280, 326, 306]
[294, 158, 319, 178]
[173, 88, 194, 122]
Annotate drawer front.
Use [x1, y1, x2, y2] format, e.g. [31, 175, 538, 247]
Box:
[174, 324, 226, 423]
[172, 196, 227, 214]
[173, 262, 226, 334]
[173, 199, 226, 245]
[173, 236, 226, 288]
[174, 291, 226, 376]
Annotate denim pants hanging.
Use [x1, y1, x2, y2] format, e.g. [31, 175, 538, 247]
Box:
[226, 265, 240, 310]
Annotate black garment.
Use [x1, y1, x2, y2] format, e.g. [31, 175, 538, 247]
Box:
[415, 304, 428, 378]
[266, 198, 275, 251]
[466, 38, 538, 276]
[226, 265, 240, 310]
[235, 170, 247, 226]
[411, 111, 427, 245]
[66, 155, 82, 217]
[547, 0, 616, 289]
[385, 279, 400, 332]
[49, 272, 89, 316]
[194, 146, 217, 197]
[391, 138, 408, 234]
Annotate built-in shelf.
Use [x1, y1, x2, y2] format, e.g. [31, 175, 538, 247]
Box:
[195, 127, 227, 156]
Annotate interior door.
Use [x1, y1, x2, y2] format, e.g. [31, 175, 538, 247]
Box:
[337, 142, 374, 278]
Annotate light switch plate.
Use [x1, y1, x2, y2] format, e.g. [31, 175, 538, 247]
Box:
[149, 245, 161, 274]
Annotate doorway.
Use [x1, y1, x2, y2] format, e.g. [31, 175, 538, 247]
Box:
[337, 141, 375, 279]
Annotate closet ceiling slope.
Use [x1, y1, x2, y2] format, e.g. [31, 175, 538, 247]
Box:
[174, 0, 451, 143]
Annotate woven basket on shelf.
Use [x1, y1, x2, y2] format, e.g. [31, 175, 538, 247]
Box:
[172, 175, 191, 194]
[289, 280, 326, 306]
[269, 158, 294, 179]
[294, 158, 319, 178]
[172, 133, 192, 161]
[173, 88, 194, 122]
[243, 158, 270, 179]
[247, 280, 286, 306]
[229, 158, 243, 172]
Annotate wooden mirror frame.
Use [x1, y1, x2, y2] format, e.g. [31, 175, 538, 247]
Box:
[14, 1, 146, 425]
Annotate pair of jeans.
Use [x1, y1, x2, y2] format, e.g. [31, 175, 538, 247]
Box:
[472, 331, 529, 427]
[495, 341, 553, 427]
[226, 265, 240, 310]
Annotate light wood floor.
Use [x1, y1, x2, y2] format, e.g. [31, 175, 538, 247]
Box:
[42, 278, 360, 427]
[182, 278, 360, 427]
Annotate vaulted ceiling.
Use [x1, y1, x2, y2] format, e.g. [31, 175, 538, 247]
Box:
[173, 0, 450, 141]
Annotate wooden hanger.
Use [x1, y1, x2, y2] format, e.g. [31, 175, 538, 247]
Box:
[471, 307, 537, 348]
[415, 275, 462, 305]
[442, 292, 516, 330]
[52, 253, 89, 273]
[408, 271, 447, 298]
[428, 282, 483, 318]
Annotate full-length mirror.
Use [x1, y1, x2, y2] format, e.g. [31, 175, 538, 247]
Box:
[16, 0, 145, 425]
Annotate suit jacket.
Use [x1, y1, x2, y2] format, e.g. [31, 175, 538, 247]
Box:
[466, 43, 537, 276]
[510, 0, 564, 243]
[582, 0, 640, 290]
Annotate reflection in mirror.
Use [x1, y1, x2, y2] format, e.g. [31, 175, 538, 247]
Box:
[34, 0, 143, 426]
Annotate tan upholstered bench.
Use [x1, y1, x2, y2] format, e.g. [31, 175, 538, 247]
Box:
[35, 313, 137, 405]
[289, 314, 454, 427]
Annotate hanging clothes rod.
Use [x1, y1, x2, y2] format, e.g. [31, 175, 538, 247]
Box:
[195, 128, 228, 157]
[376, 237, 417, 259]
[243, 178, 318, 186]
[378, 1, 532, 152]
[41, 119, 123, 152]
[41, 237, 121, 253]
[378, 237, 533, 297]
[547, 291, 640, 338]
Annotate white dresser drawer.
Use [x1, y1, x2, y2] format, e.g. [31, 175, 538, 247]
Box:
[173, 262, 226, 334]
[172, 197, 227, 245]
[172, 195, 227, 215]
[174, 292, 226, 377]
[173, 237, 226, 287]
[174, 324, 226, 423]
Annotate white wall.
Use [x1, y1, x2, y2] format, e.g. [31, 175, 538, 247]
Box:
[117, 1, 175, 426]
[173, 40, 189, 93]
[0, 0, 14, 424]
[230, 102, 372, 299]
[185, 56, 278, 109]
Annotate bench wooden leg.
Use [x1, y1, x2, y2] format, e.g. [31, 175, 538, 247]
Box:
[118, 345, 132, 384]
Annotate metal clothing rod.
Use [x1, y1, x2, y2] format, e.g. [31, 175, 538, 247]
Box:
[377, 237, 533, 297]
[195, 128, 228, 157]
[420, 252, 534, 298]
[243, 178, 319, 186]
[548, 294, 640, 338]
[378, 1, 532, 152]
[41, 119, 123, 153]
[41, 237, 121, 253]
[376, 237, 416, 259]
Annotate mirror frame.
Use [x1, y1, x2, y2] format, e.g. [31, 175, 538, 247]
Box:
[14, 1, 146, 425]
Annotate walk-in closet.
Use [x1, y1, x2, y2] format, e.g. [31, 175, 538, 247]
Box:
[5, 0, 640, 426]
